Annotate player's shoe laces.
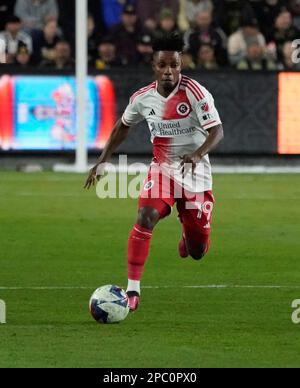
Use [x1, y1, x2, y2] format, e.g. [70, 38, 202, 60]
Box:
[179, 236, 189, 258]
[127, 291, 140, 312]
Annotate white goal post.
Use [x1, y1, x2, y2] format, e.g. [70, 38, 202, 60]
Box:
[54, 0, 89, 173]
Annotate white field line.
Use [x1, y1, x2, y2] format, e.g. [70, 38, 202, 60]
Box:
[3, 166, 300, 178]
[213, 166, 300, 174]
[0, 285, 300, 291]
[3, 193, 299, 201]
[102, 165, 300, 174]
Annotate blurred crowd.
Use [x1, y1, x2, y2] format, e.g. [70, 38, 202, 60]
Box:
[0, 0, 300, 71]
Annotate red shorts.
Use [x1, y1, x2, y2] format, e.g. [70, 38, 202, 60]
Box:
[139, 169, 215, 243]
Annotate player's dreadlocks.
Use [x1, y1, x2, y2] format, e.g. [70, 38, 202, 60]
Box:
[152, 32, 184, 53]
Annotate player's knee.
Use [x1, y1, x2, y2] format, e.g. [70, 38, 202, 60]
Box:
[188, 243, 208, 261]
[137, 207, 160, 230]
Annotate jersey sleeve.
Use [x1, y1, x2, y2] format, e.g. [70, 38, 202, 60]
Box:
[188, 85, 222, 131]
[121, 95, 144, 127]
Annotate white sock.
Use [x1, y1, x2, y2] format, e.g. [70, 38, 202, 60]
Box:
[127, 279, 141, 295]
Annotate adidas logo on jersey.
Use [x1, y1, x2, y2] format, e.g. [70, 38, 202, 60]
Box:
[149, 109, 156, 116]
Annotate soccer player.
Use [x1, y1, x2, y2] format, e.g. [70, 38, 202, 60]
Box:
[85, 33, 224, 312]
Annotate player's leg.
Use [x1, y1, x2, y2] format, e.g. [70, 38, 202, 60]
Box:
[178, 213, 189, 258]
[127, 202, 171, 311]
[177, 191, 215, 261]
[127, 169, 174, 311]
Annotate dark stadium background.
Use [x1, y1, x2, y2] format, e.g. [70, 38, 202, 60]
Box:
[0, 0, 300, 161]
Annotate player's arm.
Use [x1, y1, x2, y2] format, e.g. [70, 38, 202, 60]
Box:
[180, 124, 224, 175]
[85, 90, 144, 189]
[195, 124, 224, 157]
[181, 86, 224, 176]
[84, 119, 131, 189]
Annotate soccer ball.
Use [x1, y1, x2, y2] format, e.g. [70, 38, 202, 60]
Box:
[89, 285, 129, 324]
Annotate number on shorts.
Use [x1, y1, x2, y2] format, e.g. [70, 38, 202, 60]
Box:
[198, 201, 214, 221]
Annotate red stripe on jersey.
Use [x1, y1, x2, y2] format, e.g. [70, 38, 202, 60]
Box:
[182, 75, 205, 94]
[187, 81, 205, 100]
[182, 82, 203, 101]
[181, 78, 203, 101]
[188, 79, 205, 99]
[130, 85, 155, 103]
[130, 83, 156, 103]
[203, 120, 217, 128]
[134, 82, 155, 96]
[130, 84, 153, 101]
[182, 76, 205, 100]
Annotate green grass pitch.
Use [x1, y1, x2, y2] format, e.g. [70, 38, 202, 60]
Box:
[0, 171, 300, 368]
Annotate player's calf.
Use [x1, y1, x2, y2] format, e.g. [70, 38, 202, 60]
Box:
[178, 237, 189, 258]
[127, 206, 164, 302]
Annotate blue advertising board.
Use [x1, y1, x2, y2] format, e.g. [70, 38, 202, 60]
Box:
[0, 75, 116, 151]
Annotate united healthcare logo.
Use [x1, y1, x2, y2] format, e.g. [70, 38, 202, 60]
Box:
[0, 299, 6, 324]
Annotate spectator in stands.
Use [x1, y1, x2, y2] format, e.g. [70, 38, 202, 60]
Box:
[0, 15, 32, 64]
[196, 43, 219, 70]
[180, 0, 213, 29]
[267, 9, 300, 62]
[110, 4, 142, 66]
[181, 51, 196, 69]
[289, 0, 300, 30]
[0, 0, 16, 31]
[14, 43, 32, 66]
[88, 14, 101, 65]
[236, 38, 277, 70]
[154, 8, 180, 39]
[251, 0, 286, 36]
[136, 32, 153, 66]
[136, 0, 179, 32]
[187, 10, 227, 66]
[14, 0, 59, 31]
[32, 17, 62, 64]
[88, 0, 105, 34]
[228, 17, 266, 66]
[92, 37, 121, 70]
[57, 0, 75, 49]
[101, 0, 135, 30]
[40, 40, 74, 70]
[279, 40, 300, 69]
[211, 0, 239, 36]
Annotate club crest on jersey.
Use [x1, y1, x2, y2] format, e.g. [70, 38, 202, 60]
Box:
[200, 102, 209, 113]
[176, 102, 190, 116]
[144, 180, 154, 191]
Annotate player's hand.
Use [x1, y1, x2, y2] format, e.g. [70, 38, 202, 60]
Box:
[180, 152, 202, 177]
[84, 164, 104, 190]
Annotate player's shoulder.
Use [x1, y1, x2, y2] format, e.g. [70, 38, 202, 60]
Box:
[129, 82, 156, 104]
[181, 75, 211, 102]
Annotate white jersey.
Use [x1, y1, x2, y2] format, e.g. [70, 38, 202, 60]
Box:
[122, 75, 222, 193]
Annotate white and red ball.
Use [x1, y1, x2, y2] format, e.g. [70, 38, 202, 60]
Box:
[89, 285, 129, 324]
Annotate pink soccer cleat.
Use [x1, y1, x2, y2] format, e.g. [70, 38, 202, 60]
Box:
[127, 291, 140, 312]
[178, 236, 189, 258]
